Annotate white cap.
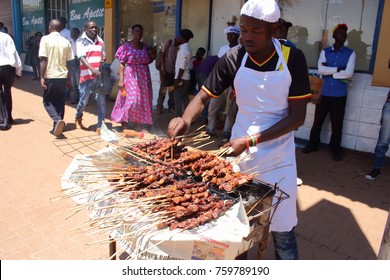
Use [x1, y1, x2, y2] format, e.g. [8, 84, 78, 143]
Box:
[240, 0, 281, 23]
[224, 26, 240, 34]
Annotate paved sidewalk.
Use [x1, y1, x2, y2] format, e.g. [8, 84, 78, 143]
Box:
[0, 75, 389, 259]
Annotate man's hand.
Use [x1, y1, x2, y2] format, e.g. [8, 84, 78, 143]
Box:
[221, 137, 247, 157]
[92, 68, 101, 78]
[174, 79, 183, 89]
[167, 117, 190, 139]
[40, 78, 47, 90]
[337, 66, 346, 72]
[117, 80, 124, 89]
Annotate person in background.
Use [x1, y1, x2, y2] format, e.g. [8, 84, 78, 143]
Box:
[0, 31, 22, 129]
[75, 21, 106, 135]
[58, 17, 72, 102]
[24, 32, 43, 80]
[194, 55, 220, 123]
[69, 27, 81, 104]
[365, 90, 390, 180]
[168, 0, 311, 259]
[274, 18, 296, 48]
[192, 47, 206, 70]
[0, 26, 8, 34]
[173, 29, 194, 117]
[110, 24, 155, 132]
[302, 23, 356, 161]
[59, 17, 71, 41]
[38, 19, 73, 136]
[190, 47, 206, 94]
[156, 37, 178, 115]
[274, 18, 303, 186]
[207, 25, 240, 145]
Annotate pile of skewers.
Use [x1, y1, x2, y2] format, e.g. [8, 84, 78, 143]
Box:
[62, 133, 265, 257]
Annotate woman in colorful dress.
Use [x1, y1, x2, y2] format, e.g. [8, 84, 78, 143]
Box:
[111, 24, 154, 131]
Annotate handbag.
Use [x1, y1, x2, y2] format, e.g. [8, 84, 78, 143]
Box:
[309, 75, 324, 104]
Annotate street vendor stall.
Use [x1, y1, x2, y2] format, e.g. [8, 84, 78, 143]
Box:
[61, 137, 288, 260]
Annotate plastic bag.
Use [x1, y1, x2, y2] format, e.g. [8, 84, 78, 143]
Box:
[94, 64, 112, 95]
[110, 58, 120, 80]
[100, 122, 119, 143]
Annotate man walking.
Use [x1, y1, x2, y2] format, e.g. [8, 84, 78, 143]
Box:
[75, 21, 106, 134]
[39, 19, 73, 136]
[0, 31, 22, 129]
[173, 29, 194, 117]
[156, 37, 178, 114]
[302, 23, 356, 161]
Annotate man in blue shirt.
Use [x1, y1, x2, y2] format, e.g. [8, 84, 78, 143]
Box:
[302, 23, 356, 161]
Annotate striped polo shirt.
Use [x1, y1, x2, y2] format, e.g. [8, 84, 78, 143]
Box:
[76, 32, 105, 83]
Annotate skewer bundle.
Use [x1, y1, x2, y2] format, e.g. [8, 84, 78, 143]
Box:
[123, 138, 255, 192]
[63, 136, 271, 258]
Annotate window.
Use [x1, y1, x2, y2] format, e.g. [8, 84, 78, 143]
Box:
[118, 0, 176, 49]
[47, 0, 67, 22]
[280, 0, 380, 72]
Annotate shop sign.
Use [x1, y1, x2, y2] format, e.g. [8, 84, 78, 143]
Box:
[21, 11, 45, 32]
[69, 0, 105, 28]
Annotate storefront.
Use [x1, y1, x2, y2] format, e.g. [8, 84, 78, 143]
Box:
[6, 0, 389, 155]
[19, 0, 105, 52]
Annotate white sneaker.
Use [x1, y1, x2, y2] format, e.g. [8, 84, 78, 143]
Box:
[297, 177, 303, 186]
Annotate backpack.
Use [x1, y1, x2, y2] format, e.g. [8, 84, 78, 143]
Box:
[155, 39, 172, 71]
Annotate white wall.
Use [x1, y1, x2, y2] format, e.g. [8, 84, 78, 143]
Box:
[295, 73, 390, 156]
[209, 0, 243, 55]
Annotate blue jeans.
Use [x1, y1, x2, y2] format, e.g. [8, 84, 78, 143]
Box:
[272, 228, 298, 260]
[373, 101, 390, 169]
[42, 78, 67, 129]
[76, 79, 106, 128]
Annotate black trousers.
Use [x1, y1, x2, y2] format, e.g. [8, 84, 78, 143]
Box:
[43, 78, 67, 129]
[309, 95, 347, 150]
[0, 65, 16, 121]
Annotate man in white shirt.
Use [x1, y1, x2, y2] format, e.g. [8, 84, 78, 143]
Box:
[207, 26, 240, 144]
[59, 17, 71, 41]
[0, 31, 22, 129]
[173, 29, 194, 117]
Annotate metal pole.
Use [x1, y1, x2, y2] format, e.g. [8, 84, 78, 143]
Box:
[11, 0, 23, 53]
[175, 0, 182, 36]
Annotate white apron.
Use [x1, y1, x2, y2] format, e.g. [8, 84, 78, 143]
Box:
[233, 38, 297, 232]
